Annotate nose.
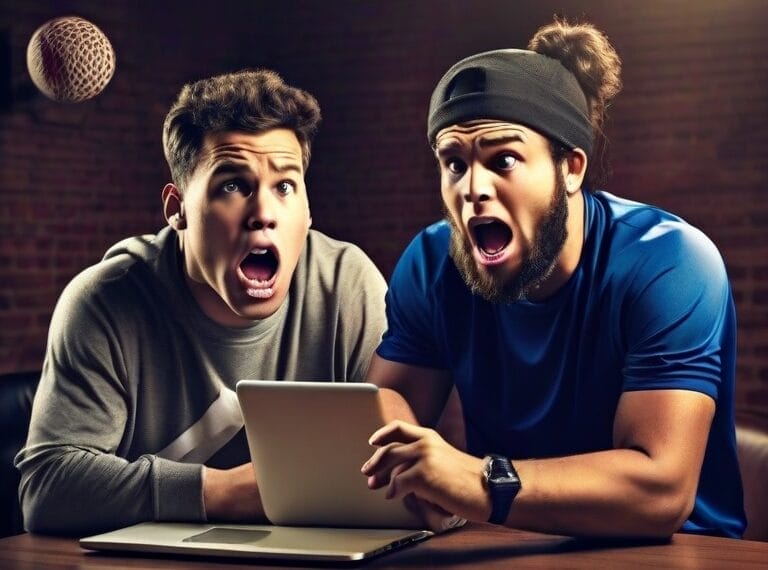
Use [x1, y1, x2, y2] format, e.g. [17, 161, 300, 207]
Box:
[245, 189, 277, 231]
[463, 164, 494, 205]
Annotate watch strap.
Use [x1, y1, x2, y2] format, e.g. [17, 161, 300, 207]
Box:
[486, 454, 521, 525]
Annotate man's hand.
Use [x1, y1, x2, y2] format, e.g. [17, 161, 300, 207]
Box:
[203, 463, 267, 522]
[361, 420, 489, 526]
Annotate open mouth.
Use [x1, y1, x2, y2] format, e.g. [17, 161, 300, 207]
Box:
[239, 248, 279, 298]
[471, 219, 512, 259]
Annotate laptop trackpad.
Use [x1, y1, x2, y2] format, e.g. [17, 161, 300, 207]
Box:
[183, 528, 271, 545]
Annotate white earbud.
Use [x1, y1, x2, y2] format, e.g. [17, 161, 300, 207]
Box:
[170, 213, 186, 229]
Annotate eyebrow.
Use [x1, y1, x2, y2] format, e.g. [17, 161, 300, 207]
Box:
[477, 132, 526, 148]
[208, 159, 302, 178]
[269, 160, 302, 175]
[435, 140, 463, 157]
[209, 162, 245, 178]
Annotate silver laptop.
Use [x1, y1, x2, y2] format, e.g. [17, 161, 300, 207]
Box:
[237, 380, 425, 528]
[79, 521, 428, 562]
[80, 381, 433, 562]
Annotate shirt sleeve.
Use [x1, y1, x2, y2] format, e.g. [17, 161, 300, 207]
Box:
[14, 267, 205, 535]
[377, 225, 448, 369]
[336, 245, 389, 382]
[620, 221, 735, 400]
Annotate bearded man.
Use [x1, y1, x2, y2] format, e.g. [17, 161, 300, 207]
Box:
[361, 19, 745, 540]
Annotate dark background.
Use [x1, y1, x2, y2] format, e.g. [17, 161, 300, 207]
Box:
[0, 0, 766, 427]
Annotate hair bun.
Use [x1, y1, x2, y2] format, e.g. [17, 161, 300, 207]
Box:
[528, 18, 621, 129]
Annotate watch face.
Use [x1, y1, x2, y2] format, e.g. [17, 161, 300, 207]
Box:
[484, 455, 521, 525]
[487, 456, 520, 485]
[493, 473, 520, 484]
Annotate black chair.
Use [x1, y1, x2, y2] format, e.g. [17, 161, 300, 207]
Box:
[0, 370, 40, 538]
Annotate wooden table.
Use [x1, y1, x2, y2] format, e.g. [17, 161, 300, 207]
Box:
[1, 523, 766, 569]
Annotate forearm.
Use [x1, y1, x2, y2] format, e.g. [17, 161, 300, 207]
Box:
[378, 387, 419, 424]
[506, 448, 694, 538]
[367, 355, 453, 427]
[479, 391, 711, 538]
[17, 445, 203, 535]
[365, 424, 696, 539]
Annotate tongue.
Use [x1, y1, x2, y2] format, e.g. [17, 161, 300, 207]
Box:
[241, 255, 275, 281]
[476, 222, 511, 254]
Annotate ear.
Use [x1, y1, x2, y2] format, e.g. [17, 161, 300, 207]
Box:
[162, 183, 187, 230]
[562, 148, 588, 195]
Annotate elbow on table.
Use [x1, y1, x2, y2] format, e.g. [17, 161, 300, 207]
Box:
[21, 491, 77, 536]
[636, 489, 696, 539]
[20, 480, 98, 536]
[21, 495, 66, 536]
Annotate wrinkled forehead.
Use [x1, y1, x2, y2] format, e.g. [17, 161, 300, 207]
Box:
[196, 129, 304, 173]
[434, 120, 546, 154]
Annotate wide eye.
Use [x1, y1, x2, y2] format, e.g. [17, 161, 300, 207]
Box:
[219, 179, 254, 197]
[493, 154, 517, 171]
[445, 158, 467, 175]
[222, 180, 241, 194]
[276, 180, 296, 196]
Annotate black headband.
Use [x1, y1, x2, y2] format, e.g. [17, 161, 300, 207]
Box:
[427, 49, 593, 154]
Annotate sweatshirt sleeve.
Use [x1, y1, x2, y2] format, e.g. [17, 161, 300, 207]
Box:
[340, 246, 388, 382]
[14, 264, 206, 536]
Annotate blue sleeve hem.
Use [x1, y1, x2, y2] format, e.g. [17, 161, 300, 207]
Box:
[622, 378, 718, 401]
[375, 345, 446, 371]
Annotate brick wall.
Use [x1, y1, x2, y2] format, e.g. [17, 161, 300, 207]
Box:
[1, 0, 766, 425]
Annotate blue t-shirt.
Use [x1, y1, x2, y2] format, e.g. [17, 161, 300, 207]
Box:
[378, 191, 745, 538]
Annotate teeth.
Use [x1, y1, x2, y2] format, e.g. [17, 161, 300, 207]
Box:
[250, 248, 268, 255]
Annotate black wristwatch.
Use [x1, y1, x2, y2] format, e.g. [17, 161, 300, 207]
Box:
[483, 454, 521, 525]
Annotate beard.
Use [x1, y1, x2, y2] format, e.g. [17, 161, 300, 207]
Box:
[447, 168, 569, 304]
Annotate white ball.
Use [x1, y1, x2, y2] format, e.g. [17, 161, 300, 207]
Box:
[26, 16, 116, 103]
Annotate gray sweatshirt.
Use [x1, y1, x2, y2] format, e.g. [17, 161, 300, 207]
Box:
[15, 227, 387, 535]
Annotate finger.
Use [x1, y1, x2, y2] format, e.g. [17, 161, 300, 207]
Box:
[368, 420, 410, 446]
[385, 460, 418, 499]
[361, 440, 399, 476]
[362, 440, 423, 479]
[369, 420, 431, 446]
[384, 457, 427, 501]
[364, 443, 402, 489]
[367, 473, 386, 490]
[367, 449, 422, 493]
[363, 441, 410, 489]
